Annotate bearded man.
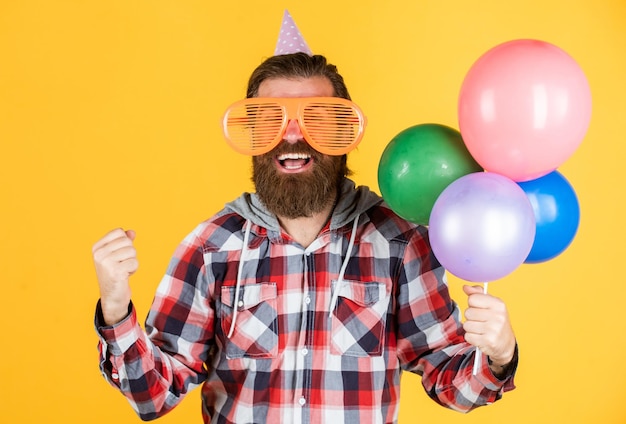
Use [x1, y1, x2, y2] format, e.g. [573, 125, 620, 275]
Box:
[92, 51, 518, 424]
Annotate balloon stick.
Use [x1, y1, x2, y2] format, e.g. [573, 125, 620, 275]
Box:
[472, 282, 488, 376]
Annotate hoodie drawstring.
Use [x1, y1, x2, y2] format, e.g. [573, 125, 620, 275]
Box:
[329, 214, 360, 317]
[227, 219, 252, 338]
[228, 215, 361, 336]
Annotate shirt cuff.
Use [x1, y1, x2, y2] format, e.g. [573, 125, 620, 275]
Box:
[475, 343, 518, 392]
[94, 300, 142, 356]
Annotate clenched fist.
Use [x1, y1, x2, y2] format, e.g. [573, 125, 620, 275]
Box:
[92, 228, 138, 326]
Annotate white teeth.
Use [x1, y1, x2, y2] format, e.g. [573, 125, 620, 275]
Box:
[277, 153, 311, 161]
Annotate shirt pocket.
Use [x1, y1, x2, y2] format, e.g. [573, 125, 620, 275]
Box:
[220, 282, 278, 359]
[330, 280, 390, 357]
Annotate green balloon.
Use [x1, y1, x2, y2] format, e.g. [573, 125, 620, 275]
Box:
[377, 123, 483, 225]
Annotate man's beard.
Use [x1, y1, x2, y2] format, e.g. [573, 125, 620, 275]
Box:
[252, 141, 348, 219]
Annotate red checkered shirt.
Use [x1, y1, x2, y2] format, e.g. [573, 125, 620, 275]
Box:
[96, 180, 516, 423]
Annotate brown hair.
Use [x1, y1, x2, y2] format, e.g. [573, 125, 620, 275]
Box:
[246, 53, 351, 100]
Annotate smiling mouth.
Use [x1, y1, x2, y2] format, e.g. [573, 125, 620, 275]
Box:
[276, 153, 313, 171]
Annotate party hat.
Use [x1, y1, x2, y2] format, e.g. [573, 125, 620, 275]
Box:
[274, 10, 312, 56]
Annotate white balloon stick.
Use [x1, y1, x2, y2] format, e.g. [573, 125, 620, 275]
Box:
[472, 282, 488, 376]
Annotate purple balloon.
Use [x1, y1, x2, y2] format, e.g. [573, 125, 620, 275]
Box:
[429, 172, 536, 282]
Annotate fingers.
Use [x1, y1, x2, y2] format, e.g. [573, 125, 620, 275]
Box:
[462, 284, 484, 296]
[464, 306, 498, 323]
[92, 228, 139, 282]
[463, 310, 504, 341]
[463, 331, 489, 350]
[93, 228, 136, 259]
[462, 285, 516, 365]
[463, 285, 505, 308]
[462, 286, 507, 331]
[95, 239, 136, 264]
[92, 228, 128, 252]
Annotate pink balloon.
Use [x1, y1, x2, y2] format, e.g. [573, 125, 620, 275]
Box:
[458, 39, 592, 182]
[429, 172, 536, 282]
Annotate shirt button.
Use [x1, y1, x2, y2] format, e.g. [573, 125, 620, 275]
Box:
[304, 296, 311, 305]
[301, 348, 308, 356]
[111, 373, 119, 380]
[237, 300, 244, 308]
[298, 396, 306, 406]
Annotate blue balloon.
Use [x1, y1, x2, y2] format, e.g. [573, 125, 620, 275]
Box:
[518, 171, 580, 263]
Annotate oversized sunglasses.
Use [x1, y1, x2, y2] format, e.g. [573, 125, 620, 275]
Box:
[222, 97, 367, 156]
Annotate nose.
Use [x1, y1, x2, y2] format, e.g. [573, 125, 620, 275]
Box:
[283, 119, 304, 144]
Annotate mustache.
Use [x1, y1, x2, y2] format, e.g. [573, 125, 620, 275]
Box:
[270, 140, 321, 158]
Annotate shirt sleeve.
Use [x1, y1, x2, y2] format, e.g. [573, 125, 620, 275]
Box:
[395, 228, 517, 412]
[94, 230, 213, 420]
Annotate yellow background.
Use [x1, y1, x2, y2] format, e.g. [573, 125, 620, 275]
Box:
[1, 0, 624, 422]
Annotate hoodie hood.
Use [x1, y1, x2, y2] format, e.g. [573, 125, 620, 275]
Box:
[225, 178, 383, 232]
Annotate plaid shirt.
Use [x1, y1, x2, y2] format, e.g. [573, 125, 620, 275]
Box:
[96, 186, 516, 423]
